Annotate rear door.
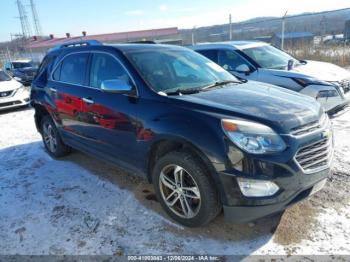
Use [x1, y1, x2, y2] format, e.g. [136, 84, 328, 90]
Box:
[49, 52, 96, 144]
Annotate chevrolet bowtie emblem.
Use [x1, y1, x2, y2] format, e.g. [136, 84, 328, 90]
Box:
[321, 129, 332, 139]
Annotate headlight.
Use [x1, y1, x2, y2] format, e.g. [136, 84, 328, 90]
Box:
[237, 177, 279, 197]
[14, 85, 30, 95]
[222, 119, 286, 154]
[292, 77, 331, 87]
[316, 90, 339, 99]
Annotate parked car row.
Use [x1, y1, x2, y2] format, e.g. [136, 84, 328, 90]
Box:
[29, 40, 338, 227]
[191, 41, 350, 115]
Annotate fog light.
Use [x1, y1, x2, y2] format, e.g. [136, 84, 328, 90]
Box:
[237, 177, 279, 197]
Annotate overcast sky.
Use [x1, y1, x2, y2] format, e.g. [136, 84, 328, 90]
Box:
[0, 0, 349, 41]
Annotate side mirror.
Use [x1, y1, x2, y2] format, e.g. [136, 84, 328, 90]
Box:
[101, 79, 133, 94]
[5, 68, 11, 71]
[235, 64, 251, 75]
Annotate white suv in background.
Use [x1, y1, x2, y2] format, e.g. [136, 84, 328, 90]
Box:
[191, 41, 350, 115]
[0, 70, 30, 111]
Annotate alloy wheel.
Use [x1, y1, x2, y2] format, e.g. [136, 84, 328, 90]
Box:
[43, 122, 57, 153]
[159, 164, 201, 219]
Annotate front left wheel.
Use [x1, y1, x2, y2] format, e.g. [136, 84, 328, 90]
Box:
[152, 151, 221, 227]
[41, 115, 71, 158]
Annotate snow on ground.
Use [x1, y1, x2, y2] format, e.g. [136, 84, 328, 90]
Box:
[0, 107, 349, 256]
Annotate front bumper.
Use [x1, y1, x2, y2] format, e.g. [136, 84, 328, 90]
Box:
[222, 170, 329, 223]
[216, 120, 333, 223]
[0, 89, 30, 111]
[327, 101, 350, 118]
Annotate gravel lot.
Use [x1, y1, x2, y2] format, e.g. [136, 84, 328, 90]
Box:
[0, 107, 349, 256]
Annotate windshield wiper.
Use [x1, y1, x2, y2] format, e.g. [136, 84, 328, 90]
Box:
[164, 88, 201, 96]
[164, 80, 243, 96]
[201, 80, 242, 90]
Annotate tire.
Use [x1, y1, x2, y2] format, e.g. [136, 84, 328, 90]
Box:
[41, 115, 71, 158]
[152, 151, 221, 227]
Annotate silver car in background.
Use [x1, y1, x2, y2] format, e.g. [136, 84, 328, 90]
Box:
[191, 41, 350, 115]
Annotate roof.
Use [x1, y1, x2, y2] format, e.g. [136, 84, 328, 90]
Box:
[108, 43, 186, 52]
[25, 27, 179, 50]
[190, 40, 269, 50]
[45, 41, 187, 56]
[274, 32, 314, 39]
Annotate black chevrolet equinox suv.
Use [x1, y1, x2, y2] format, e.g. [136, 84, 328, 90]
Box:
[31, 40, 334, 227]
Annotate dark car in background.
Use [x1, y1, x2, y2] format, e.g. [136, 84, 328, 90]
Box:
[30, 41, 333, 227]
[3, 59, 38, 86]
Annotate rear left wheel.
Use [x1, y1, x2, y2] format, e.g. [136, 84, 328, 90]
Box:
[41, 115, 71, 158]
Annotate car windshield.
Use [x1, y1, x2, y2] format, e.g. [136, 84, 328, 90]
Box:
[241, 45, 299, 69]
[125, 48, 238, 93]
[12, 62, 34, 69]
[0, 71, 11, 81]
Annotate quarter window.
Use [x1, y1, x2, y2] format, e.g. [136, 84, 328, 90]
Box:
[89, 53, 130, 88]
[53, 53, 89, 85]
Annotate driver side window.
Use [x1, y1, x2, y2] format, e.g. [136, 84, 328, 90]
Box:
[218, 50, 249, 72]
[89, 53, 130, 89]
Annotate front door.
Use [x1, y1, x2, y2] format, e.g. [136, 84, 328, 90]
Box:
[83, 52, 141, 168]
[217, 50, 258, 81]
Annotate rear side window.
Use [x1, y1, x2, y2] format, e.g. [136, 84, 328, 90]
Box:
[89, 53, 130, 88]
[53, 53, 89, 85]
[196, 49, 218, 63]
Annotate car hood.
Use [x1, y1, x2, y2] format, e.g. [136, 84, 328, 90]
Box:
[15, 67, 37, 74]
[0, 79, 22, 91]
[270, 60, 350, 82]
[174, 82, 323, 132]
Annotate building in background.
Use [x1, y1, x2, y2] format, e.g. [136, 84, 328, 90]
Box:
[345, 20, 350, 41]
[23, 27, 182, 62]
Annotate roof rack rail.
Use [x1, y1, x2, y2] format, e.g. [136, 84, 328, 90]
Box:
[128, 40, 157, 44]
[49, 40, 102, 52]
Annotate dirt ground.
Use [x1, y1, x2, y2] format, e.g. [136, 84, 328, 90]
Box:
[0, 107, 349, 255]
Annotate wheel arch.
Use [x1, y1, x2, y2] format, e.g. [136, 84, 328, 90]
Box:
[146, 137, 225, 203]
[33, 103, 51, 133]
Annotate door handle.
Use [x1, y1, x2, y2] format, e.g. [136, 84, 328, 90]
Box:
[83, 97, 94, 104]
[50, 87, 57, 93]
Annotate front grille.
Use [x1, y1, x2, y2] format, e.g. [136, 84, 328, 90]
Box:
[340, 79, 350, 94]
[295, 137, 333, 173]
[290, 114, 328, 136]
[0, 90, 13, 98]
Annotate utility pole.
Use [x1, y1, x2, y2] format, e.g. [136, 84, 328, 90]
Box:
[191, 26, 196, 45]
[29, 0, 43, 36]
[320, 16, 327, 46]
[281, 10, 288, 50]
[229, 14, 233, 40]
[15, 0, 32, 38]
[30, 0, 43, 36]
